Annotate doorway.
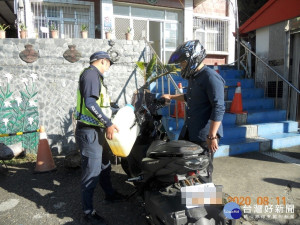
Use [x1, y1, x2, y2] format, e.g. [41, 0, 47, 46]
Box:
[149, 21, 162, 60]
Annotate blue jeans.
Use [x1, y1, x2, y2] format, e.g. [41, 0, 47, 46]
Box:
[75, 125, 114, 214]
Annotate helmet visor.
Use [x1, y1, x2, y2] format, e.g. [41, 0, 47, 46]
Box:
[168, 50, 185, 64]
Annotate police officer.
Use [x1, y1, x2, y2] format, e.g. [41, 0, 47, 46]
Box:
[75, 51, 125, 224]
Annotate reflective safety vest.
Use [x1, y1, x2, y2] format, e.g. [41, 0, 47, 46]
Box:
[76, 69, 112, 128]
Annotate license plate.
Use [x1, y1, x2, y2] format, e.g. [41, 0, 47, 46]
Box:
[181, 183, 223, 208]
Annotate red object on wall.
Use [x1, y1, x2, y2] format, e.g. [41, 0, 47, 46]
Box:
[239, 0, 300, 35]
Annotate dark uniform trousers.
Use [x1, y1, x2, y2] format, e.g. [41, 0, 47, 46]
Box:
[75, 122, 114, 214]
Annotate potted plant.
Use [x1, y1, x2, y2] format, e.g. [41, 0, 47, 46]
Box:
[105, 28, 113, 39]
[19, 23, 27, 39]
[125, 27, 133, 40]
[80, 24, 88, 39]
[0, 24, 10, 39]
[50, 22, 58, 38]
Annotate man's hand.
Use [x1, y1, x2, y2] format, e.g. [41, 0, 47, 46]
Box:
[207, 138, 218, 153]
[162, 94, 185, 102]
[106, 124, 119, 140]
[161, 94, 171, 100]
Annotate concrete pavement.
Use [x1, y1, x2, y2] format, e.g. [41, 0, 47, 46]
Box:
[213, 147, 300, 225]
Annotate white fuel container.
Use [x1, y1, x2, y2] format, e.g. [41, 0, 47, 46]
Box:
[106, 104, 140, 157]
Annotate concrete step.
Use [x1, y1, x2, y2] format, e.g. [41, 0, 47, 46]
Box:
[225, 98, 274, 111]
[223, 113, 237, 126]
[222, 121, 298, 140]
[216, 137, 269, 158]
[162, 114, 297, 138]
[222, 110, 286, 126]
[257, 121, 299, 136]
[260, 132, 300, 149]
[159, 100, 278, 120]
[161, 116, 300, 156]
[150, 70, 248, 94]
[246, 109, 286, 124]
[226, 88, 264, 100]
[223, 126, 250, 140]
[225, 79, 255, 88]
[219, 70, 244, 79]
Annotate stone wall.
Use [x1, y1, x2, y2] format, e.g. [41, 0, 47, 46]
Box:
[0, 38, 146, 154]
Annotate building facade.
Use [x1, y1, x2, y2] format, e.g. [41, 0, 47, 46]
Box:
[239, 0, 300, 123]
[12, 0, 236, 64]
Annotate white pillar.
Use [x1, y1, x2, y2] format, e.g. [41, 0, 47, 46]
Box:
[184, 0, 193, 42]
[100, 0, 114, 39]
[24, 0, 34, 38]
[227, 0, 237, 64]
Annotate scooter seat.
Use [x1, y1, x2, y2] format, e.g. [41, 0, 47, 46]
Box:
[146, 140, 203, 158]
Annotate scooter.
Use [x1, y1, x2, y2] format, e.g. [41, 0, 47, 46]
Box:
[121, 89, 235, 225]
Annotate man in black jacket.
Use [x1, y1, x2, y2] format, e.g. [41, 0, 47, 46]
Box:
[162, 40, 225, 182]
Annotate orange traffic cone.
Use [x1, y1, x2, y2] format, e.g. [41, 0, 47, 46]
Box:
[172, 83, 185, 118]
[230, 82, 246, 114]
[34, 126, 57, 173]
[214, 62, 220, 74]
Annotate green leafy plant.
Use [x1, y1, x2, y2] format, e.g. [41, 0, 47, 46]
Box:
[0, 24, 10, 31]
[136, 54, 157, 83]
[126, 27, 133, 34]
[19, 23, 27, 31]
[81, 24, 88, 32]
[136, 53, 179, 88]
[105, 27, 113, 33]
[50, 22, 57, 31]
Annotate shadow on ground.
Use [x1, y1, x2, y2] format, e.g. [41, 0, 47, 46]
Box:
[0, 157, 147, 225]
[229, 150, 300, 164]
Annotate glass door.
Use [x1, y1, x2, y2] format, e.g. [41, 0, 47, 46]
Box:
[149, 21, 162, 60]
[163, 22, 178, 63]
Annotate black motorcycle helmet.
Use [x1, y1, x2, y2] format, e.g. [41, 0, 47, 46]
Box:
[168, 40, 206, 79]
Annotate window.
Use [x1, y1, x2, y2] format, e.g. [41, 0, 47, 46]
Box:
[31, 1, 94, 38]
[193, 17, 229, 53]
[113, 3, 182, 62]
[113, 5, 130, 16]
[131, 7, 164, 19]
[164, 23, 178, 49]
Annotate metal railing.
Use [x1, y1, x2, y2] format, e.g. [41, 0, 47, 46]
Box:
[144, 38, 184, 129]
[30, 1, 92, 38]
[240, 41, 300, 119]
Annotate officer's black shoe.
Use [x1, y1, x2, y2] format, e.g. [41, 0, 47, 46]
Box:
[104, 191, 127, 203]
[82, 210, 107, 225]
